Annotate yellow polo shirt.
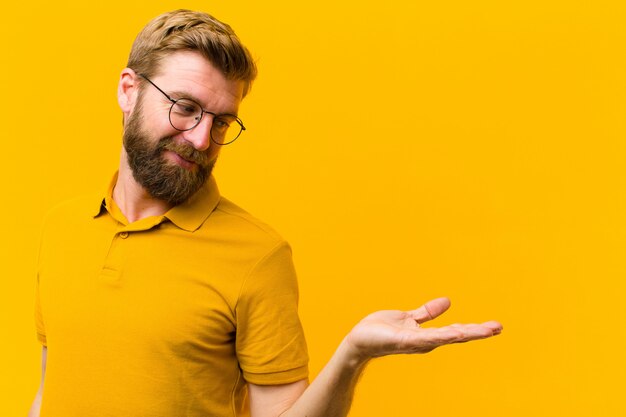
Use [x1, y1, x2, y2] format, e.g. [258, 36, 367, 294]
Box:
[35, 174, 308, 417]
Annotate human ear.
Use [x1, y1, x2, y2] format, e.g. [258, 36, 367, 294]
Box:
[117, 68, 139, 114]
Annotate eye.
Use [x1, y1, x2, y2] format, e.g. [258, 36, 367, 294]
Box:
[213, 117, 234, 131]
[171, 99, 200, 117]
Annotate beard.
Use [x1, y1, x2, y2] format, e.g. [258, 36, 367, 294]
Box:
[123, 104, 216, 206]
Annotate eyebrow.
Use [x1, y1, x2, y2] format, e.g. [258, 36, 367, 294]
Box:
[169, 90, 239, 117]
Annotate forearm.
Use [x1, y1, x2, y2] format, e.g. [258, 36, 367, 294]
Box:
[28, 347, 46, 417]
[281, 338, 368, 417]
[255, 299, 502, 417]
[27, 392, 42, 417]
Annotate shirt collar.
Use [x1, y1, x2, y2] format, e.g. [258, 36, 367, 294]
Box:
[92, 172, 221, 232]
[164, 176, 221, 232]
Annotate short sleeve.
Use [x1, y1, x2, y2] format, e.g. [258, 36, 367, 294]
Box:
[235, 241, 309, 385]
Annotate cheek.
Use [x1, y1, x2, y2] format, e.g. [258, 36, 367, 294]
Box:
[134, 100, 177, 134]
[149, 122, 183, 148]
[143, 110, 171, 132]
[207, 145, 222, 161]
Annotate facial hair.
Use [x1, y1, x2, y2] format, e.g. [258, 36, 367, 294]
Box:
[123, 103, 216, 206]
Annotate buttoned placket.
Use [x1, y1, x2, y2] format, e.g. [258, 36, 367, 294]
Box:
[99, 216, 166, 285]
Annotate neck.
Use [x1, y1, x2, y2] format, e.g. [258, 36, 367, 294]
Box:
[113, 148, 173, 223]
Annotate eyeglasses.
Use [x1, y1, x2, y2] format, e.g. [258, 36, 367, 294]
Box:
[138, 74, 246, 145]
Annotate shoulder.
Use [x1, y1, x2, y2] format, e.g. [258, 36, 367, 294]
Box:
[194, 196, 297, 279]
[208, 196, 287, 245]
[41, 193, 102, 230]
[37, 193, 104, 265]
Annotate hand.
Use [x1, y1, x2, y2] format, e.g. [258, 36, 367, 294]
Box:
[344, 297, 502, 363]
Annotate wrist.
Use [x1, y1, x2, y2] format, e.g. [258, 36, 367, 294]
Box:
[335, 336, 371, 371]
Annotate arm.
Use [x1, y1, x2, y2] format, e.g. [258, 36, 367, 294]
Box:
[27, 347, 47, 417]
[249, 297, 502, 417]
[249, 340, 366, 417]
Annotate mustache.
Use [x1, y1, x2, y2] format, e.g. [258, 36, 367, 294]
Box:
[159, 138, 210, 167]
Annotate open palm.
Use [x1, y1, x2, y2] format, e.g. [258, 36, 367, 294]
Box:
[345, 297, 502, 359]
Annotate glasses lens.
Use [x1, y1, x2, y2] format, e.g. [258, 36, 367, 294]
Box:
[211, 116, 243, 145]
[169, 99, 202, 131]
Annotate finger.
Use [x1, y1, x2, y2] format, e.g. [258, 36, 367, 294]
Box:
[408, 297, 451, 324]
[393, 322, 503, 354]
[449, 321, 503, 335]
[438, 323, 502, 342]
[481, 320, 503, 335]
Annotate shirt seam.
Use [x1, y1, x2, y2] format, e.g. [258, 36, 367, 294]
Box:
[233, 240, 288, 315]
[215, 203, 283, 240]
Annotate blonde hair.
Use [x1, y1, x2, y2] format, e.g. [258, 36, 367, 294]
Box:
[127, 9, 257, 96]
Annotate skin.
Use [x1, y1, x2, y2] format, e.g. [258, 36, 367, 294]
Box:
[114, 50, 243, 222]
[249, 297, 502, 417]
[29, 51, 503, 417]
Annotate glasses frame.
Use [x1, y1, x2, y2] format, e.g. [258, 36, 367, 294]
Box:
[138, 74, 246, 145]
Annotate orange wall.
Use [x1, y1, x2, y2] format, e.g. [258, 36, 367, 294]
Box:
[2, 1, 625, 415]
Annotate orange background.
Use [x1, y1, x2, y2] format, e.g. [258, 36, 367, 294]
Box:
[1, 1, 625, 415]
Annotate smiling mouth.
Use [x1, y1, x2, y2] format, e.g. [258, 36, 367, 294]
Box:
[165, 150, 198, 170]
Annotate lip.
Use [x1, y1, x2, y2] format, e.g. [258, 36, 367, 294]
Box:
[165, 150, 197, 170]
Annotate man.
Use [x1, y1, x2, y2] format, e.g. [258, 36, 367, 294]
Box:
[29, 9, 502, 417]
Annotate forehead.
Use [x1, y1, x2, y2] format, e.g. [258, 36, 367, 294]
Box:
[153, 51, 244, 112]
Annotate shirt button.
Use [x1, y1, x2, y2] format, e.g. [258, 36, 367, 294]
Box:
[119, 231, 129, 239]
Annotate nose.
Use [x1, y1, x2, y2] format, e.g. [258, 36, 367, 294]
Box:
[182, 113, 213, 152]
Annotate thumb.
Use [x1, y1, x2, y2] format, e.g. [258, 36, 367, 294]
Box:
[408, 297, 451, 324]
